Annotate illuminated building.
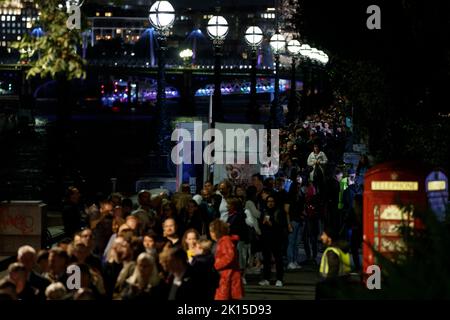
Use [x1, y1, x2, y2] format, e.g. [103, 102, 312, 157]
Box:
[0, 0, 39, 50]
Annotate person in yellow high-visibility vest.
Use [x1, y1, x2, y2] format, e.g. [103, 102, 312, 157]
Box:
[319, 227, 351, 279]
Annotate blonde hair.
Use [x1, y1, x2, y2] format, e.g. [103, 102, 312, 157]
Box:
[172, 193, 192, 215]
[197, 238, 213, 254]
[112, 217, 125, 234]
[127, 252, 160, 288]
[158, 243, 173, 271]
[45, 282, 67, 300]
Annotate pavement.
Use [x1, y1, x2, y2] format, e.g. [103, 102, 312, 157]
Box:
[244, 263, 320, 300]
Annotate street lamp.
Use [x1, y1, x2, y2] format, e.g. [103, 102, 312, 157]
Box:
[207, 15, 228, 124]
[179, 48, 195, 116]
[317, 50, 329, 65]
[286, 39, 301, 123]
[299, 44, 312, 57]
[245, 26, 263, 123]
[298, 43, 312, 113]
[148, 0, 175, 154]
[179, 48, 193, 66]
[269, 32, 286, 128]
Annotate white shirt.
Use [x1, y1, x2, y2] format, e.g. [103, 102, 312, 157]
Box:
[216, 191, 229, 222]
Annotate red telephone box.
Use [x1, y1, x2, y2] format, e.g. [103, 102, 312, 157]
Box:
[363, 161, 429, 271]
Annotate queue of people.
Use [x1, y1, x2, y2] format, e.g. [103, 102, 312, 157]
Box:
[0, 105, 369, 301]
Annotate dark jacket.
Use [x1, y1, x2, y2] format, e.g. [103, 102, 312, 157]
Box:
[179, 210, 204, 236]
[29, 271, 51, 301]
[327, 178, 341, 213]
[102, 261, 122, 299]
[227, 210, 250, 243]
[121, 281, 168, 301]
[93, 215, 113, 255]
[191, 253, 219, 300]
[167, 265, 206, 301]
[62, 203, 84, 237]
[17, 283, 39, 301]
[260, 207, 288, 238]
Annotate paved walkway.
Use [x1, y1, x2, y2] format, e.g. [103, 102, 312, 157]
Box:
[244, 263, 320, 300]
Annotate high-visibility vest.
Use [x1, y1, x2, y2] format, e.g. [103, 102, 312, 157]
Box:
[338, 178, 349, 210]
[319, 246, 351, 277]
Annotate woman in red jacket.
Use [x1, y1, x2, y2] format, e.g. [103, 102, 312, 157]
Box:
[209, 219, 244, 300]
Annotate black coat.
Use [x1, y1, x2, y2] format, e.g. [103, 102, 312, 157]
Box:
[62, 203, 84, 237]
[227, 211, 250, 243]
[29, 271, 51, 301]
[191, 253, 219, 301]
[167, 265, 209, 301]
[17, 283, 39, 301]
[103, 261, 122, 299]
[120, 281, 168, 301]
[260, 207, 288, 239]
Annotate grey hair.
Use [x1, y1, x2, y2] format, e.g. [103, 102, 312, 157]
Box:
[17, 245, 36, 259]
[45, 282, 67, 300]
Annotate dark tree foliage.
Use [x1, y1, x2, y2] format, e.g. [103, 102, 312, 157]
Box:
[295, 0, 450, 169]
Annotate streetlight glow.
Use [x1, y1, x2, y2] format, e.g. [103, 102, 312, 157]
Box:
[148, 1, 175, 30]
[179, 48, 193, 59]
[299, 44, 312, 57]
[287, 39, 301, 55]
[245, 26, 263, 47]
[270, 33, 286, 54]
[207, 16, 229, 40]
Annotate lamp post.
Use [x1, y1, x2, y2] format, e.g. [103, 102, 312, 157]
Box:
[179, 49, 195, 116]
[244, 26, 263, 124]
[286, 39, 301, 123]
[149, 0, 175, 154]
[179, 48, 193, 67]
[315, 49, 329, 93]
[299, 43, 312, 115]
[269, 32, 286, 128]
[207, 15, 228, 124]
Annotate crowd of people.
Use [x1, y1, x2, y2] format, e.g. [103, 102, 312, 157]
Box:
[0, 106, 371, 301]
